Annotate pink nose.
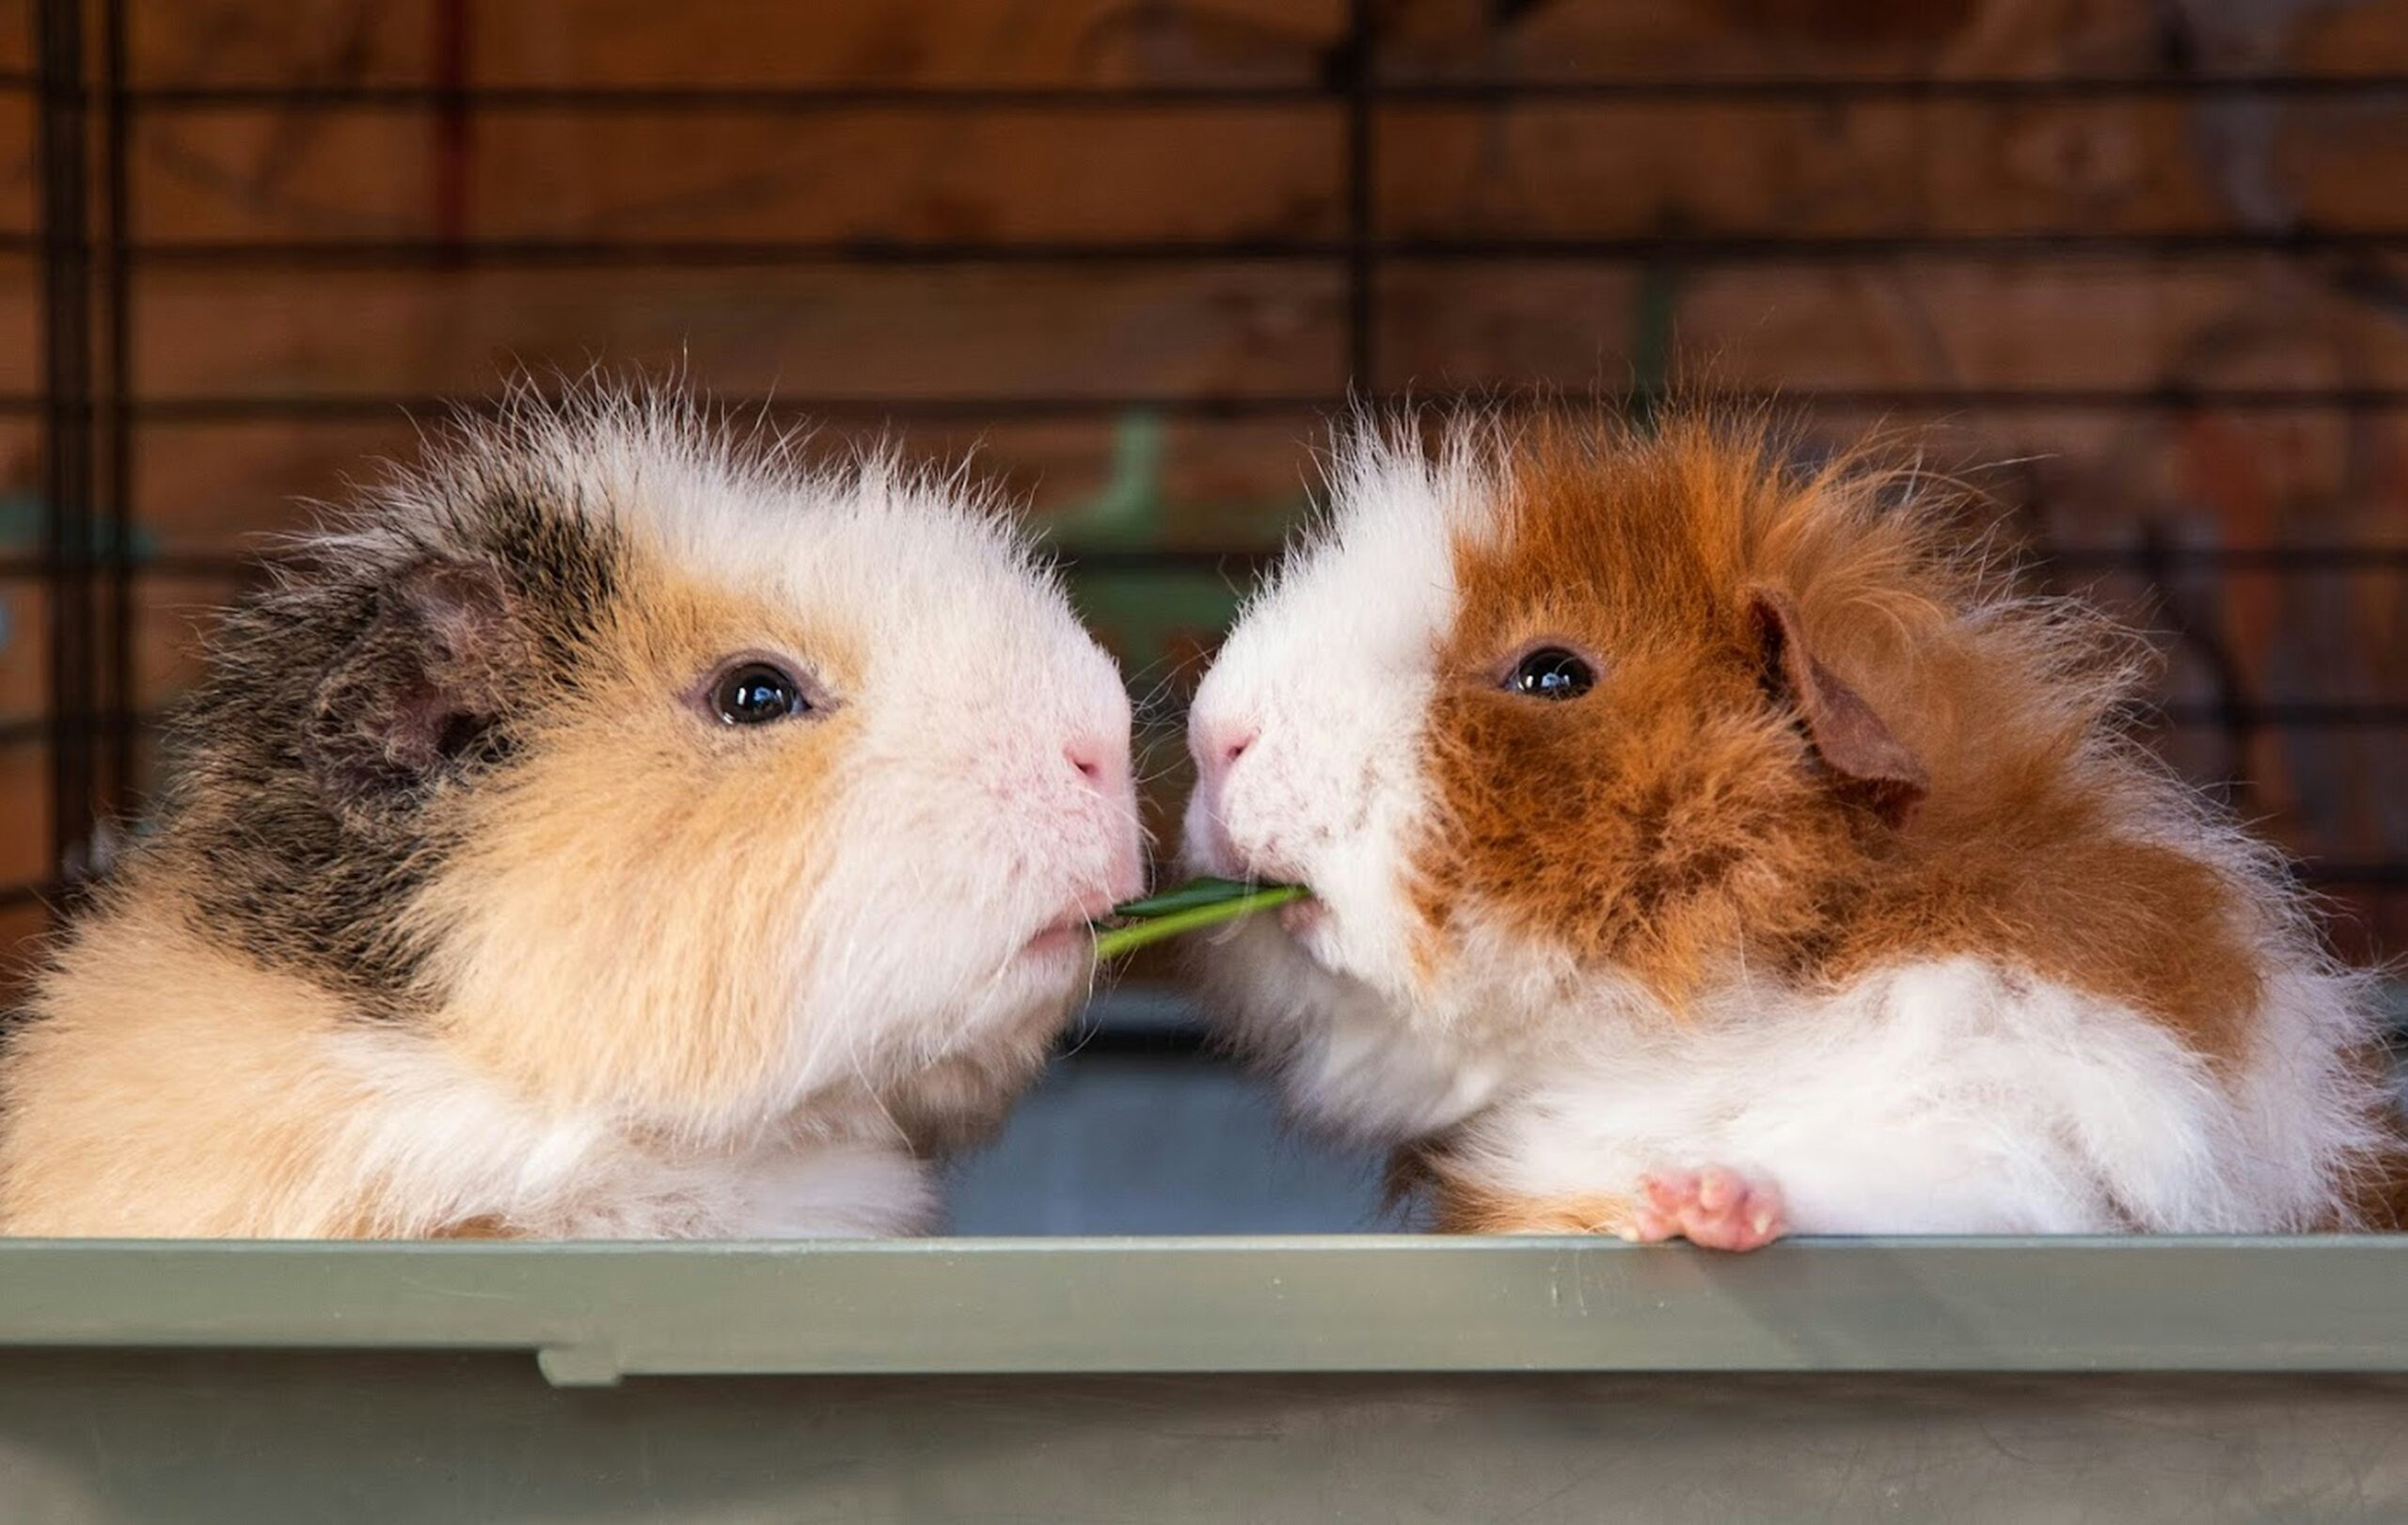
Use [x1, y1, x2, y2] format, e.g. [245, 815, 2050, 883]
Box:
[1065, 734, 1128, 794]
[1183, 718, 1256, 878]
[1059, 735, 1143, 902]
[1191, 719, 1258, 790]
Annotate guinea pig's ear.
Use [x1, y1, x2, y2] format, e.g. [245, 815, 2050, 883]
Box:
[1746, 585, 1929, 829]
[303, 558, 524, 831]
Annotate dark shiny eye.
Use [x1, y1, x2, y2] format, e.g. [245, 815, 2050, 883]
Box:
[1507, 646, 1595, 702]
[711, 661, 807, 725]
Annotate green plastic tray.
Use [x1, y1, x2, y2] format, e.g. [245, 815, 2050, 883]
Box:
[5, 1237, 2407, 1522]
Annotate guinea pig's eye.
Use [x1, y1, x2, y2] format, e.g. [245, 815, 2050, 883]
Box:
[709, 661, 809, 726]
[1506, 646, 1596, 702]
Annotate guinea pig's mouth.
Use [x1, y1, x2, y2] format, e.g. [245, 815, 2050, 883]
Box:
[1208, 855, 1330, 949]
[1022, 896, 1122, 961]
[1022, 918, 1094, 959]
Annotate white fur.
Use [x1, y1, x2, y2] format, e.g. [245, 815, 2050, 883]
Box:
[1186, 421, 2394, 1234]
[1186, 421, 1496, 1004]
[1199, 916, 1510, 1146]
[327, 1031, 937, 1238]
[1450, 958, 2384, 1233]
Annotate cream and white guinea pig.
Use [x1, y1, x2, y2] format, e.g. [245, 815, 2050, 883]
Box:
[1184, 408, 2402, 1247]
[0, 385, 1143, 1238]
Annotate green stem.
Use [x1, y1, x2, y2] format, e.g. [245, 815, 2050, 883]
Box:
[1091, 884, 1308, 961]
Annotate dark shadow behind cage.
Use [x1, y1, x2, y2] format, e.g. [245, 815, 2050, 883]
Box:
[7, 0, 2407, 1011]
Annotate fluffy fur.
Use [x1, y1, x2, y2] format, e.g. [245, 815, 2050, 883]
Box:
[1187, 408, 2398, 1240]
[0, 383, 1142, 1238]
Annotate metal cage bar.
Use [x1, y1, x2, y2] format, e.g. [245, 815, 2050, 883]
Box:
[32, 0, 94, 895]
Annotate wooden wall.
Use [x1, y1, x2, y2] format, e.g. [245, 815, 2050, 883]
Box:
[3, 0, 2405, 987]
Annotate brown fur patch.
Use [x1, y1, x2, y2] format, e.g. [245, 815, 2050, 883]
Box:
[1416, 414, 2262, 1065]
[2343, 1152, 2408, 1231]
[1408, 1142, 1637, 1234]
[1428, 1176, 1640, 1236]
[2333, 1044, 2408, 1231]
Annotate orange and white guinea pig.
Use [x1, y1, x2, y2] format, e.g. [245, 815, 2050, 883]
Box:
[1184, 409, 2400, 1247]
[0, 384, 1142, 1238]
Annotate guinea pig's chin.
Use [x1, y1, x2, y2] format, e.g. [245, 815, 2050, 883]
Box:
[929, 969, 1083, 1060]
[997, 941, 1097, 1027]
[789, 957, 1083, 1116]
[939, 932, 1093, 1034]
[783, 915, 1090, 1071]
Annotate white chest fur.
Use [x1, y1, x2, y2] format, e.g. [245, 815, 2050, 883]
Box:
[328, 1032, 935, 1238]
[1450, 957, 2384, 1234]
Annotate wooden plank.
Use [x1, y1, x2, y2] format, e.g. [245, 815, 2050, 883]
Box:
[126, 0, 1347, 88]
[2286, 0, 2408, 77]
[0, 580, 39, 715]
[125, 0, 434, 87]
[130, 264, 1344, 402]
[1376, 0, 2408, 83]
[0, 899, 48, 1006]
[128, 414, 1321, 550]
[0, 99, 30, 237]
[1378, 257, 2408, 391]
[0, 271, 37, 394]
[1381, 99, 2408, 238]
[95, 99, 2408, 247]
[112, 0, 2408, 92]
[126, 418, 425, 551]
[0, 0, 24, 78]
[0, 741, 43, 885]
[126, 107, 1343, 245]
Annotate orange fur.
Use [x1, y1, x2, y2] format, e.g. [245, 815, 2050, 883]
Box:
[1416, 414, 2266, 1066]
[1429, 1176, 1639, 1236]
[0, 888, 393, 1236]
[412, 554, 866, 1129]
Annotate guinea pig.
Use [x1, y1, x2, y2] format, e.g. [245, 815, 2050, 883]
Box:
[0, 384, 1143, 1238]
[1183, 408, 2400, 1247]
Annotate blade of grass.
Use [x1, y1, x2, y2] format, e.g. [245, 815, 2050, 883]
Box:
[1091, 883, 1308, 961]
[1108, 876, 1272, 919]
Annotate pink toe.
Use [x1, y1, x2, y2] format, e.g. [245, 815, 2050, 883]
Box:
[1696, 1168, 1737, 1213]
[1628, 1168, 1788, 1249]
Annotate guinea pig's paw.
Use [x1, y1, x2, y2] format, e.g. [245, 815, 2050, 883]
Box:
[1625, 1167, 1785, 1252]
